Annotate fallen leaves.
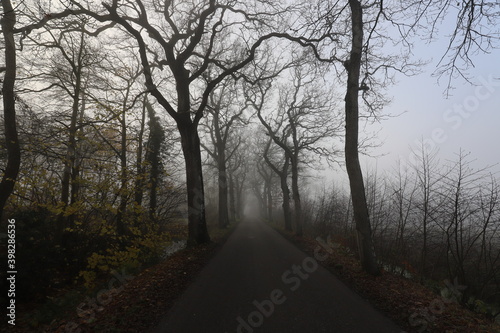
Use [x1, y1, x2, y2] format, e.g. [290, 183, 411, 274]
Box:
[16, 228, 233, 333]
[280, 230, 500, 333]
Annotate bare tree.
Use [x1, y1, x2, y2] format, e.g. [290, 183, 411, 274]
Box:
[201, 78, 248, 228]
[263, 136, 292, 231]
[256, 149, 276, 222]
[410, 142, 442, 280]
[0, 0, 21, 219]
[250, 55, 339, 236]
[14, 16, 111, 236]
[227, 132, 250, 222]
[37, 0, 296, 245]
[9, 0, 339, 244]
[392, 0, 500, 89]
[437, 151, 489, 289]
[297, 0, 498, 276]
[341, 0, 381, 275]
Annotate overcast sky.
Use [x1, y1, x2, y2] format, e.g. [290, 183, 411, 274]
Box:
[315, 19, 500, 191]
[367, 38, 500, 175]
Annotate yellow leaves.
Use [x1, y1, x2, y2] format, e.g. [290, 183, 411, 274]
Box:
[99, 225, 114, 237]
[103, 203, 118, 215]
[78, 269, 97, 289]
[98, 264, 109, 272]
[129, 226, 141, 236]
[63, 201, 84, 216]
[79, 228, 171, 290]
[45, 202, 66, 215]
[87, 252, 106, 270]
[131, 203, 146, 215]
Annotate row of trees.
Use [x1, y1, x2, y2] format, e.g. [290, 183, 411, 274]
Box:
[1, 1, 499, 297]
[0, 4, 191, 297]
[1, 0, 382, 275]
[303, 148, 500, 311]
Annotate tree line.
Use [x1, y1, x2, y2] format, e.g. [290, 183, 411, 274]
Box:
[1, 0, 498, 305]
[302, 147, 500, 316]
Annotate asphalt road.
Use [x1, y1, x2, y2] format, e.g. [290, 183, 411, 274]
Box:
[151, 220, 402, 333]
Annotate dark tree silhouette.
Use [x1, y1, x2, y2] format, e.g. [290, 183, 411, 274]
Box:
[0, 0, 21, 219]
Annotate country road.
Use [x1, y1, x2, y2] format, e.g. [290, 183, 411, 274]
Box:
[151, 220, 402, 333]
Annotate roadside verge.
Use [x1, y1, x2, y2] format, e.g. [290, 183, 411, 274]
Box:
[39, 226, 235, 333]
[275, 228, 500, 333]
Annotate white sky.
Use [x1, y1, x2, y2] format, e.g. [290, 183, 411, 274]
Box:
[366, 40, 500, 175]
[314, 22, 500, 191]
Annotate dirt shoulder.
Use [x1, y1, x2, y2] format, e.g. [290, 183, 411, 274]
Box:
[277, 229, 500, 333]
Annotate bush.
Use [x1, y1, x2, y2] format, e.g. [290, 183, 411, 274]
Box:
[79, 226, 170, 289]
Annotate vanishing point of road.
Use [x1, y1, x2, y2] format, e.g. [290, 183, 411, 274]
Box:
[152, 220, 402, 333]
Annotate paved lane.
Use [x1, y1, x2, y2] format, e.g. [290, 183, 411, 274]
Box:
[151, 220, 402, 333]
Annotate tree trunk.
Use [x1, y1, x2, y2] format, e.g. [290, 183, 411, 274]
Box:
[68, 92, 87, 227]
[116, 108, 128, 235]
[178, 117, 210, 245]
[235, 177, 244, 221]
[256, 182, 266, 218]
[290, 155, 303, 236]
[59, 73, 81, 230]
[59, 30, 87, 231]
[267, 179, 273, 223]
[263, 140, 291, 231]
[217, 147, 229, 228]
[344, 0, 380, 275]
[148, 133, 159, 223]
[134, 97, 147, 221]
[228, 172, 236, 222]
[0, 0, 21, 219]
[145, 99, 164, 223]
[149, 155, 158, 221]
[280, 172, 292, 231]
[420, 186, 429, 282]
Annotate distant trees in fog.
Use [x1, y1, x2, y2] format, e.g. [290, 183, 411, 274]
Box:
[1, 0, 499, 291]
[303, 148, 500, 307]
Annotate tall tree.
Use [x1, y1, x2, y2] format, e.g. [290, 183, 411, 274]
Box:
[52, 0, 294, 245]
[337, 0, 500, 275]
[97, 50, 144, 235]
[133, 95, 148, 220]
[201, 78, 247, 228]
[227, 133, 250, 222]
[0, 0, 21, 219]
[263, 137, 292, 231]
[256, 152, 275, 223]
[13, 1, 329, 243]
[17, 16, 108, 232]
[250, 57, 339, 236]
[343, 0, 380, 275]
[145, 99, 166, 222]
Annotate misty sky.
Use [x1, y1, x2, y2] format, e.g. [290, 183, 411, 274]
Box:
[369, 39, 500, 175]
[315, 17, 500, 190]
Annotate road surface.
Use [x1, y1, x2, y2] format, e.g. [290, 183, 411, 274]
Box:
[151, 220, 402, 333]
